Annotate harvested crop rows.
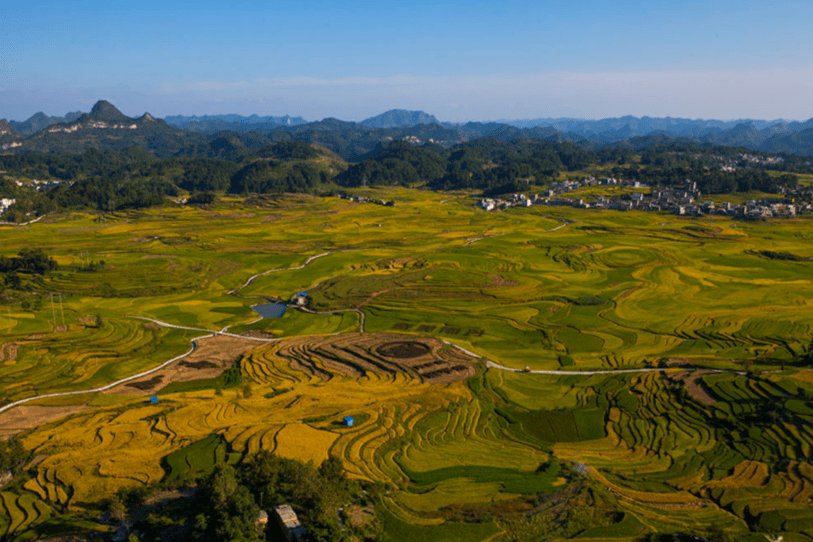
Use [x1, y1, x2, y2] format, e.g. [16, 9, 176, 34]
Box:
[0, 190, 812, 539]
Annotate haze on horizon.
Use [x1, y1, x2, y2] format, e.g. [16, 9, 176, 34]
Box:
[2, 0, 812, 122]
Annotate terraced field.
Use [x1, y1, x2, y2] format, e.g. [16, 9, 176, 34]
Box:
[0, 189, 811, 539]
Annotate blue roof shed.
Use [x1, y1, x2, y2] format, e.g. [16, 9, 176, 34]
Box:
[343, 416, 354, 427]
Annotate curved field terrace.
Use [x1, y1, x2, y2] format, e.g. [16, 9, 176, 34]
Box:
[0, 189, 811, 540]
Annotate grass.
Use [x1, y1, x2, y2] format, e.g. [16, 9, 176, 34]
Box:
[0, 188, 812, 539]
[380, 506, 502, 542]
[163, 434, 230, 485]
[515, 407, 607, 442]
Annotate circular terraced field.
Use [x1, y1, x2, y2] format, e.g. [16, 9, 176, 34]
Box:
[376, 341, 432, 359]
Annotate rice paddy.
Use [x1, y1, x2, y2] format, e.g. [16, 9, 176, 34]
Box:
[0, 188, 811, 539]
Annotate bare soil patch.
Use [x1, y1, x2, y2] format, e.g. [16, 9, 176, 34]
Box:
[0, 343, 18, 363]
[489, 274, 519, 288]
[0, 405, 90, 438]
[670, 371, 717, 406]
[377, 341, 431, 359]
[127, 375, 164, 390]
[180, 360, 218, 369]
[346, 504, 376, 529]
[106, 335, 260, 395]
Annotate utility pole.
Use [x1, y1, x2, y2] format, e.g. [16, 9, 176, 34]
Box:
[58, 293, 66, 328]
[50, 293, 57, 331]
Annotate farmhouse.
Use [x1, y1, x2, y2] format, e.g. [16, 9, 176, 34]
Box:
[274, 504, 306, 542]
[0, 198, 15, 215]
[291, 292, 309, 306]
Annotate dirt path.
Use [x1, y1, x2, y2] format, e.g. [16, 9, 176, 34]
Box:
[0, 332, 207, 415]
[0, 215, 47, 227]
[231, 252, 330, 293]
[131, 316, 280, 343]
[0, 252, 332, 417]
[0, 248, 744, 422]
[0, 405, 91, 438]
[440, 339, 741, 377]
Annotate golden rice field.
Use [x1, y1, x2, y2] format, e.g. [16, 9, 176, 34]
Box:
[0, 188, 811, 540]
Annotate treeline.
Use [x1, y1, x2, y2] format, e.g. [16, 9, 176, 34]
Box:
[0, 142, 340, 215]
[338, 138, 799, 195]
[337, 139, 593, 194]
[0, 138, 803, 217]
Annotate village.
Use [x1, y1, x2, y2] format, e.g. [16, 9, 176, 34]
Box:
[477, 176, 813, 219]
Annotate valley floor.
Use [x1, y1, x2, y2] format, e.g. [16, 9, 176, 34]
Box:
[0, 188, 812, 540]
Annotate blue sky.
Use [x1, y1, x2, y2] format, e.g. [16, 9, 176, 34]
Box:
[1, 0, 812, 121]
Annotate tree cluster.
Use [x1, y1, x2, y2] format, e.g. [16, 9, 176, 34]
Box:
[189, 452, 379, 542]
[0, 249, 58, 275]
[0, 437, 28, 475]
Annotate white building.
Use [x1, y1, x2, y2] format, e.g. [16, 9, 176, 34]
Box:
[0, 198, 15, 215]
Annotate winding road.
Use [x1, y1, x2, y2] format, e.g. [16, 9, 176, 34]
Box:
[440, 340, 715, 376]
[0, 252, 328, 416]
[0, 246, 736, 418]
[0, 331, 206, 415]
[231, 252, 330, 293]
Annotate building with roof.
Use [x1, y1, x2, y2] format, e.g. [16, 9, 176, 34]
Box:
[274, 504, 305, 542]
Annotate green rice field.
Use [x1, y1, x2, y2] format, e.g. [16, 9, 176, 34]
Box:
[0, 188, 811, 540]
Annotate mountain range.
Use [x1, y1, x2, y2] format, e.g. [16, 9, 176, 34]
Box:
[9, 101, 199, 156]
[164, 113, 307, 132]
[10, 111, 83, 136]
[3, 101, 813, 159]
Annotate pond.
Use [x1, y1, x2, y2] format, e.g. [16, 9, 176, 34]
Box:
[252, 302, 288, 318]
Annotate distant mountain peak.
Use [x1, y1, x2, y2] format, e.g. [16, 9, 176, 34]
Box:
[361, 109, 439, 128]
[86, 100, 130, 122]
[29, 112, 50, 122]
[0, 119, 17, 135]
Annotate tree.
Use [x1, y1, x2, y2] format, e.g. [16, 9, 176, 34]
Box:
[194, 464, 262, 541]
[0, 437, 28, 473]
[187, 192, 216, 205]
